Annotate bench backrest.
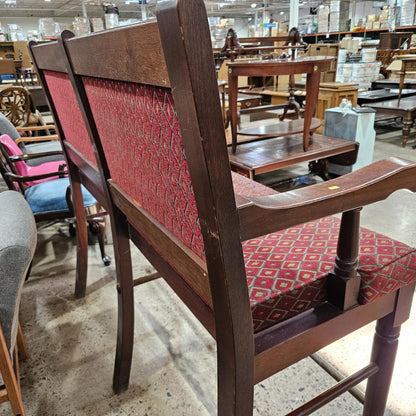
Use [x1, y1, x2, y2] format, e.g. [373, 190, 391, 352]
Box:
[60, 1, 248, 314]
[29, 40, 110, 207]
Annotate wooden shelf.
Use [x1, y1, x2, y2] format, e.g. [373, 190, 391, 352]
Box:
[302, 26, 416, 44]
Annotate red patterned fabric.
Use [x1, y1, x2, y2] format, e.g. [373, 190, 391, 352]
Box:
[358, 231, 416, 304]
[231, 171, 277, 197]
[244, 217, 416, 332]
[82, 78, 205, 258]
[80, 75, 416, 333]
[44, 71, 96, 166]
[233, 173, 416, 332]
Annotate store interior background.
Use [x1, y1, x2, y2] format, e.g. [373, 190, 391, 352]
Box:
[0, 1, 409, 44]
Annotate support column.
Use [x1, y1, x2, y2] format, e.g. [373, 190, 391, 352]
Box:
[290, 0, 299, 29]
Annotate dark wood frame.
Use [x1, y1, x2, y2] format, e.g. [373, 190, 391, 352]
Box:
[34, 0, 416, 414]
[27, 40, 112, 296]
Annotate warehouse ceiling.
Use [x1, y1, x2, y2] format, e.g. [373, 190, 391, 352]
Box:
[0, 0, 322, 19]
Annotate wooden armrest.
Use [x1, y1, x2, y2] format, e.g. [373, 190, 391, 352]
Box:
[5, 169, 67, 183]
[9, 151, 64, 162]
[16, 125, 57, 132]
[237, 157, 416, 241]
[15, 135, 59, 144]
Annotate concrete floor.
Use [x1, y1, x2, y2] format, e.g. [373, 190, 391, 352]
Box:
[1, 125, 416, 415]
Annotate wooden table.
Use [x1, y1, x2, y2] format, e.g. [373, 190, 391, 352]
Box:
[358, 88, 416, 105]
[366, 96, 416, 147]
[371, 78, 416, 90]
[227, 57, 332, 153]
[228, 133, 358, 179]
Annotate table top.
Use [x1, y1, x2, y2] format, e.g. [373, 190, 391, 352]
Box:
[371, 79, 416, 89]
[226, 56, 333, 76]
[358, 88, 416, 104]
[366, 95, 416, 111]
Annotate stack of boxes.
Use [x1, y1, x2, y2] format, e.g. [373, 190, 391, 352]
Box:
[379, 6, 389, 28]
[365, 15, 380, 31]
[318, 5, 329, 34]
[336, 48, 381, 87]
[401, 0, 415, 27]
[329, 0, 350, 32]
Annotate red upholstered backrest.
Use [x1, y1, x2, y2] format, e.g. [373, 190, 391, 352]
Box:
[82, 77, 205, 258]
[44, 70, 96, 166]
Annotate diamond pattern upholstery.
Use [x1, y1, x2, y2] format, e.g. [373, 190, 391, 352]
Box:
[44, 71, 96, 166]
[82, 78, 204, 258]
[80, 77, 416, 333]
[233, 172, 416, 332]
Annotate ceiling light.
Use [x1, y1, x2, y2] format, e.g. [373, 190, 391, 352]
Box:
[251, 3, 256, 8]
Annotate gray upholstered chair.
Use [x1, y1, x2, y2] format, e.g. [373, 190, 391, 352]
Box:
[0, 190, 37, 415]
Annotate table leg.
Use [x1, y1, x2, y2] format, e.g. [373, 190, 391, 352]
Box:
[304, 68, 320, 151]
[228, 69, 239, 154]
[402, 114, 412, 147]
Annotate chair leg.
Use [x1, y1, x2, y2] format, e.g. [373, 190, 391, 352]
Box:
[74, 218, 88, 299]
[88, 218, 111, 266]
[67, 180, 89, 299]
[363, 312, 400, 416]
[0, 325, 26, 416]
[363, 283, 415, 416]
[16, 323, 27, 361]
[112, 209, 135, 394]
[217, 356, 254, 416]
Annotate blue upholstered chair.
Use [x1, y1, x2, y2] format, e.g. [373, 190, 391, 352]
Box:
[0, 190, 37, 415]
[0, 137, 110, 298]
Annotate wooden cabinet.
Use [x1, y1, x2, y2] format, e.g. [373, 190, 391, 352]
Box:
[308, 44, 339, 82]
[0, 41, 32, 68]
[379, 32, 413, 50]
[316, 83, 358, 133]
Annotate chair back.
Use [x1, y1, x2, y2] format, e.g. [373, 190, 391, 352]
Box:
[28, 41, 107, 207]
[0, 135, 25, 193]
[0, 190, 36, 355]
[0, 134, 66, 185]
[60, 3, 249, 321]
[0, 86, 31, 126]
[0, 190, 36, 415]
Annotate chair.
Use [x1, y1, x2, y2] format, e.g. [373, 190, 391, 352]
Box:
[0, 112, 62, 166]
[0, 86, 40, 127]
[0, 137, 110, 298]
[41, 1, 416, 414]
[0, 190, 37, 416]
[0, 134, 66, 185]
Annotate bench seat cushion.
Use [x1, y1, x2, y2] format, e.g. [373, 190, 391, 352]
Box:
[231, 172, 416, 333]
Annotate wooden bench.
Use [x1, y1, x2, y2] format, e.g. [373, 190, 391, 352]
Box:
[30, 1, 416, 414]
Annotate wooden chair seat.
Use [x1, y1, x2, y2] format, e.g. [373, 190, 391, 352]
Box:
[234, 171, 416, 332]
